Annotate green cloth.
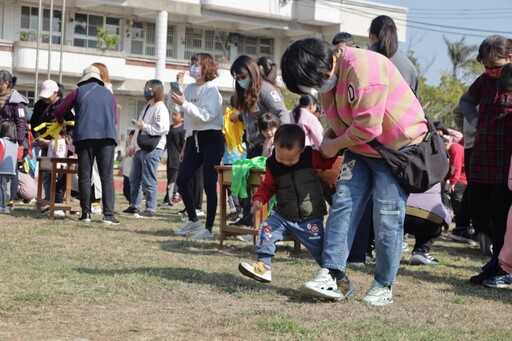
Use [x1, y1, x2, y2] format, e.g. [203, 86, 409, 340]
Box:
[231, 156, 267, 199]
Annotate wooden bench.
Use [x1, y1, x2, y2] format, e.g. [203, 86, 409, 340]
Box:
[216, 165, 300, 253]
[36, 157, 81, 220]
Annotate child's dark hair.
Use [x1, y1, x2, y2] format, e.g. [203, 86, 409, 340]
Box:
[274, 124, 305, 150]
[258, 113, 280, 132]
[292, 94, 318, 123]
[477, 35, 512, 64]
[128, 130, 135, 137]
[499, 63, 512, 92]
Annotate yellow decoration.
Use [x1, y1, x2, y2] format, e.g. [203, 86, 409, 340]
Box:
[222, 107, 245, 154]
[34, 121, 75, 150]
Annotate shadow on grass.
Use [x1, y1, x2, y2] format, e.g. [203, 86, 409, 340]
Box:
[397, 266, 512, 304]
[73, 265, 324, 303]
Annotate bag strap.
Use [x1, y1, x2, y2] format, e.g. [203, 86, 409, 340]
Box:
[78, 84, 100, 107]
[369, 114, 435, 150]
[138, 104, 151, 135]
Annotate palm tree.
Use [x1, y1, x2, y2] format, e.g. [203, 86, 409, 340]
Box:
[443, 36, 477, 80]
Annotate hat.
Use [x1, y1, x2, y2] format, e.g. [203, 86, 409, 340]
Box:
[39, 79, 59, 98]
[77, 65, 104, 86]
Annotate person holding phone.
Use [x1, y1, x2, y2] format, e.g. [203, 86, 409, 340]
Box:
[172, 53, 224, 239]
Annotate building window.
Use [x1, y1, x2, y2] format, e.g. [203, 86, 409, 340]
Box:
[237, 35, 273, 59]
[130, 22, 175, 58]
[74, 13, 120, 50]
[17, 90, 35, 108]
[184, 27, 228, 62]
[20, 6, 61, 44]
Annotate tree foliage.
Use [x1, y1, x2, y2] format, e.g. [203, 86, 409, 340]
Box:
[96, 27, 120, 52]
[443, 36, 477, 81]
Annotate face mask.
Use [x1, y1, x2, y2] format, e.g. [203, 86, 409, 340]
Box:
[190, 65, 202, 80]
[484, 65, 505, 79]
[315, 74, 338, 94]
[144, 88, 153, 101]
[237, 77, 251, 89]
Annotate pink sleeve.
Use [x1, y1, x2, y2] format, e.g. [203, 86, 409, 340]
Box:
[305, 113, 324, 148]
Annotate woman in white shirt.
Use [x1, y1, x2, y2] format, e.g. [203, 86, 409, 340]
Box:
[123, 79, 170, 218]
[172, 53, 224, 239]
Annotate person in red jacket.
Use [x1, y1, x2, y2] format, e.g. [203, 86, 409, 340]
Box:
[444, 135, 475, 244]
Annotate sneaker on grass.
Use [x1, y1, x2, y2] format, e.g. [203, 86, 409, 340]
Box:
[299, 268, 344, 300]
[362, 280, 393, 306]
[103, 216, 120, 225]
[135, 210, 155, 218]
[191, 228, 213, 239]
[410, 251, 440, 265]
[450, 227, 478, 245]
[483, 271, 512, 288]
[238, 261, 271, 283]
[122, 207, 139, 216]
[175, 220, 202, 236]
[79, 213, 91, 223]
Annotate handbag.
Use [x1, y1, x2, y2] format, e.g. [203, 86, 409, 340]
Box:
[136, 104, 161, 152]
[369, 117, 449, 194]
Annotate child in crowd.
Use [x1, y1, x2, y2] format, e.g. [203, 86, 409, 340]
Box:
[0, 134, 18, 214]
[122, 130, 135, 202]
[238, 125, 351, 300]
[258, 113, 280, 158]
[161, 111, 185, 206]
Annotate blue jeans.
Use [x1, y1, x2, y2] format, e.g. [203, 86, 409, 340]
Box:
[257, 213, 324, 267]
[322, 151, 408, 286]
[129, 148, 163, 212]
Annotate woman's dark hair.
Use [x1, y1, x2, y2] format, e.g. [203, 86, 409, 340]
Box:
[57, 82, 65, 97]
[274, 124, 305, 150]
[292, 94, 318, 123]
[257, 56, 278, 87]
[191, 53, 219, 82]
[257, 112, 280, 132]
[145, 79, 165, 102]
[230, 55, 262, 112]
[476, 35, 512, 64]
[499, 63, 512, 92]
[0, 70, 16, 89]
[280, 38, 337, 94]
[369, 15, 398, 58]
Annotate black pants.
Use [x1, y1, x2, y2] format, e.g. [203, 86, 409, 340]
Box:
[75, 139, 116, 216]
[470, 183, 511, 257]
[404, 215, 442, 253]
[163, 167, 179, 203]
[177, 131, 224, 230]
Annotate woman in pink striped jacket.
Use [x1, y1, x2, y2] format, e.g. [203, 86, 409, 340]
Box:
[281, 38, 427, 306]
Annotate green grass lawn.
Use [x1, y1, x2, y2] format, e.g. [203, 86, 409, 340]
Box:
[0, 197, 511, 340]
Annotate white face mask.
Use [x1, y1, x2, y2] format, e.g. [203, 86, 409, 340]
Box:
[315, 74, 338, 94]
[190, 65, 202, 80]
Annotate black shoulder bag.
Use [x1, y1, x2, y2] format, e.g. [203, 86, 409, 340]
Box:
[136, 104, 161, 152]
[369, 116, 449, 194]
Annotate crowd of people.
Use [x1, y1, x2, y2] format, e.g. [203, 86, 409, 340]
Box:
[1, 14, 511, 306]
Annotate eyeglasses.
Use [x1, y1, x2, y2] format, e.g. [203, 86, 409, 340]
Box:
[188, 61, 200, 67]
[484, 64, 505, 70]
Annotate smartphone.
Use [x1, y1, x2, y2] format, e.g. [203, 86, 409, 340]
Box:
[170, 81, 181, 93]
[131, 119, 138, 125]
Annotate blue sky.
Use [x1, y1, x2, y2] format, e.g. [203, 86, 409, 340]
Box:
[375, 0, 511, 85]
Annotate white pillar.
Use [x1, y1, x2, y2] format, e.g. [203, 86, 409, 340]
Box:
[155, 10, 168, 81]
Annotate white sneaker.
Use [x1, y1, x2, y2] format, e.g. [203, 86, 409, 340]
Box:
[191, 228, 214, 239]
[195, 209, 205, 217]
[175, 220, 202, 236]
[299, 268, 343, 300]
[238, 261, 272, 283]
[54, 210, 65, 217]
[362, 280, 393, 306]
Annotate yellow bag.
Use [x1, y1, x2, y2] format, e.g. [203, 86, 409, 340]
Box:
[222, 107, 245, 154]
